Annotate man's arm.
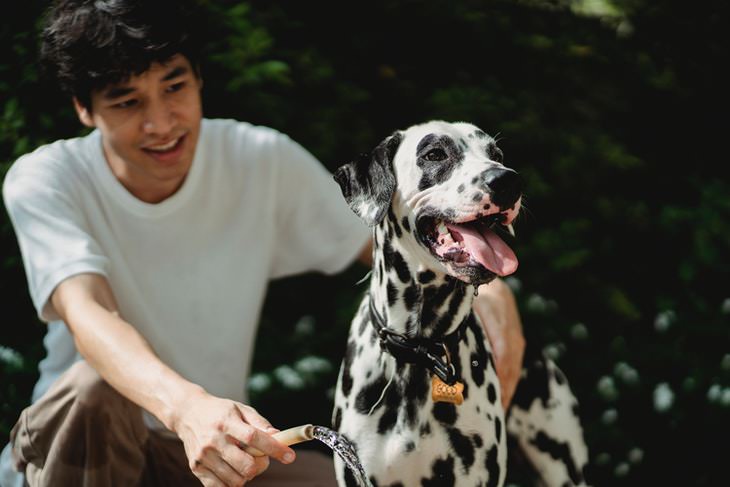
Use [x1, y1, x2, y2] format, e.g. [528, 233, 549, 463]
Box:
[51, 273, 295, 486]
[473, 278, 526, 410]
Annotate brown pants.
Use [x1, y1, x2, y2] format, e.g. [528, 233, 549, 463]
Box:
[9, 361, 337, 486]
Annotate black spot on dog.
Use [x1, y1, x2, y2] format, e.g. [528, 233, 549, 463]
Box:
[417, 134, 465, 190]
[471, 176, 479, 184]
[471, 352, 485, 387]
[355, 374, 388, 414]
[333, 406, 342, 430]
[487, 383, 497, 404]
[472, 192, 484, 202]
[512, 344, 551, 410]
[341, 341, 356, 398]
[401, 216, 411, 233]
[403, 282, 420, 311]
[457, 183, 465, 193]
[421, 455, 456, 487]
[383, 241, 411, 284]
[387, 280, 398, 306]
[474, 129, 487, 139]
[430, 282, 466, 337]
[388, 208, 403, 238]
[487, 143, 503, 163]
[418, 270, 436, 284]
[405, 441, 416, 453]
[420, 421, 432, 437]
[447, 427, 475, 472]
[485, 445, 501, 487]
[473, 434, 483, 448]
[377, 383, 400, 434]
[433, 402, 457, 425]
[495, 417, 502, 443]
[531, 430, 584, 485]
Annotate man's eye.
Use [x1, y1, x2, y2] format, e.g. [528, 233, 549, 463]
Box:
[424, 148, 447, 162]
[166, 82, 186, 93]
[113, 99, 138, 109]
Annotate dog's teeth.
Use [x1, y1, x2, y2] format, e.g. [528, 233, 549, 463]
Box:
[507, 224, 515, 236]
[437, 222, 448, 234]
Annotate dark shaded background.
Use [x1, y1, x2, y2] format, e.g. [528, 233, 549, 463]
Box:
[1, 1, 728, 485]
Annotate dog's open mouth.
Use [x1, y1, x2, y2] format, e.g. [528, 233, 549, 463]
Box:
[418, 214, 518, 278]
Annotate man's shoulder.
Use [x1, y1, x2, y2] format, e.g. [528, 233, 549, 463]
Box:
[201, 118, 292, 153]
[3, 131, 97, 201]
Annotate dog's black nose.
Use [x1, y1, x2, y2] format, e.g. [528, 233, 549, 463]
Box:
[482, 168, 523, 209]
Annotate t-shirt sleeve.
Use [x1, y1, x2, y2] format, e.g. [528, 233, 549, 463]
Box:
[270, 133, 369, 279]
[3, 157, 110, 322]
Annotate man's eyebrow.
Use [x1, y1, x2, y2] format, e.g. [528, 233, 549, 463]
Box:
[102, 66, 190, 100]
[162, 65, 189, 82]
[103, 86, 135, 100]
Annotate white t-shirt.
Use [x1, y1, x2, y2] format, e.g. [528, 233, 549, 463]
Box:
[0, 118, 368, 486]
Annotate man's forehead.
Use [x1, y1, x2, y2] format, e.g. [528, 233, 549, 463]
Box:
[99, 55, 191, 98]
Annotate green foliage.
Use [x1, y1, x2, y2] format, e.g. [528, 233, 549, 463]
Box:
[1, 0, 728, 485]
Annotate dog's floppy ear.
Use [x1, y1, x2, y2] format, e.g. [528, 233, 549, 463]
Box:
[334, 131, 402, 226]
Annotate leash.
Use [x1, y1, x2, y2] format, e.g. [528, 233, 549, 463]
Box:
[368, 296, 467, 386]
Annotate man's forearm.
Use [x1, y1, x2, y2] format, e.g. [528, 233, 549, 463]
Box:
[61, 296, 202, 432]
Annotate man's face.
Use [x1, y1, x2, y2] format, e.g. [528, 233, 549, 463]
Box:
[74, 54, 203, 203]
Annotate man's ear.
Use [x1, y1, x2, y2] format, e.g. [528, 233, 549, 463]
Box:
[72, 97, 95, 128]
[334, 131, 402, 227]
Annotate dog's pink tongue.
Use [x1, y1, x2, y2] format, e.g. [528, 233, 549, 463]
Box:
[446, 223, 518, 276]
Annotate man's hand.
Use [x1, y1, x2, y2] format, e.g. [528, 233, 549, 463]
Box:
[172, 391, 295, 486]
[472, 279, 526, 411]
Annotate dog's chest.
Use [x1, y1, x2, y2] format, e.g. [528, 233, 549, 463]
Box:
[334, 306, 507, 486]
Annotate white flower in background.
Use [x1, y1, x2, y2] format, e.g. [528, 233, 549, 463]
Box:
[614, 462, 630, 477]
[294, 315, 316, 336]
[248, 373, 272, 393]
[294, 355, 332, 376]
[273, 365, 306, 390]
[570, 322, 589, 341]
[526, 293, 548, 313]
[0, 346, 23, 368]
[597, 375, 619, 401]
[613, 361, 639, 386]
[504, 276, 522, 293]
[654, 310, 676, 333]
[628, 447, 644, 464]
[601, 408, 618, 425]
[707, 384, 721, 403]
[653, 382, 674, 412]
[721, 388, 730, 407]
[543, 343, 565, 361]
[721, 298, 730, 315]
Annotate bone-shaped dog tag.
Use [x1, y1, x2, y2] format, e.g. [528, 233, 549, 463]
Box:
[431, 376, 464, 405]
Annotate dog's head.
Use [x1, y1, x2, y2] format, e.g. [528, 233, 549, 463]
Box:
[335, 120, 522, 286]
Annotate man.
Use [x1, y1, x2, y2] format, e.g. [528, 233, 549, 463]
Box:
[0, 1, 525, 486]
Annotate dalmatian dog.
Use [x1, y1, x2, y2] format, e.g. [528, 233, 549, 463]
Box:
[332, 121, 590, 487]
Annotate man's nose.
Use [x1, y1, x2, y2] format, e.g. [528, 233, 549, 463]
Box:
[142, 99, 174, 135]
[480, 168, 523, 210]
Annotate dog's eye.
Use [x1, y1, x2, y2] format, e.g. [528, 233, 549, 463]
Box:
[424, 148, 447, 162]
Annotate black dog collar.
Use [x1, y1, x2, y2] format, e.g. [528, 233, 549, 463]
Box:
[368, 297, 467, 386]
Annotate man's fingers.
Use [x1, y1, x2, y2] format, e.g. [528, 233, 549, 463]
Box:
[227, 416, 296, 465]
[201, 448, 248, 486]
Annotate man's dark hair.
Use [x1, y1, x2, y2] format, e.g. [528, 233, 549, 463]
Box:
[40, 0, 203, 110]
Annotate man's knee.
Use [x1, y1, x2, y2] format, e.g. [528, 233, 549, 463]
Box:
[63, 360, 124, 409]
